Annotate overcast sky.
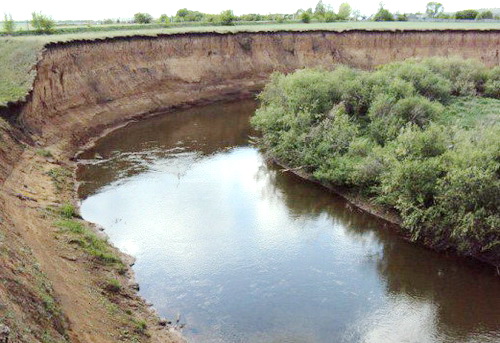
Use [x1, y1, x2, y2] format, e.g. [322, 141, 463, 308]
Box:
[2, 0, 499, 20]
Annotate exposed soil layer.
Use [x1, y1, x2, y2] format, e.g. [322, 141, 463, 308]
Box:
[0, 30, 498, 341]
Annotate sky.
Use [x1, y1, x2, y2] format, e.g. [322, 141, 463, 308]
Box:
[2, 0, 499, 21]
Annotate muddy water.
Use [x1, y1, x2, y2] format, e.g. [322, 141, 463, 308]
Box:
[78, 100, 500, 343]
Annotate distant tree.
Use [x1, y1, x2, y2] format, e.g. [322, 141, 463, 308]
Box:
[351, 9, 361, 21]
[337, 3, 352, 20]
[102, 19, 114, 24]
[454, 9, 479, 20]
[300, 11, 312, 23]
[133, 13, 153, 24]
[31, 12, 55, 33]
[436, 12, 451, 19]
[476, 10, 493, 19]
[373, 6, 394, 21]
[218, 10, 235, 25]
[314, 1, 327, 18]
[426, 2, 444, 18]
[176, 8, 189, 20]
[396, 13, 408, 21]
[158, 14, 170, 23]
[174, 9, 204, 22]
[324, 11, 337, 22]
[3, 14, 15, 34]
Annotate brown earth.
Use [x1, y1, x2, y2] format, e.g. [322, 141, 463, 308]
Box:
[0, 30, 499, 342]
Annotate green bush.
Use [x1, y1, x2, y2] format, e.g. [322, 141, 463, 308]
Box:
[31, 12, 55, 34]
[252, 57, 500, 260]
[476, 10, 493, 20]
[218, 10, 236, 25]
[421, 57, 488, 96]
[3, 14, 15, 34]
[373, 7, 394, 21]
[455, 9, 479, 20]
[484, 67, 500, 98]
[300, 12, 312, 23]
[59, 203, 76, 218]
[133, 13, 153, 24]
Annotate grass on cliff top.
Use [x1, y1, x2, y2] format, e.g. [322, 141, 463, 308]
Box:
[1, 21, 499, 106]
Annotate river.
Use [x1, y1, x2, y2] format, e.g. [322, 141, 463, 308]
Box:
[77, 99, 500, 343]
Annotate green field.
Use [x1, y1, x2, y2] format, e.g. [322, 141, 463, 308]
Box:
[1, 21, 499, 106]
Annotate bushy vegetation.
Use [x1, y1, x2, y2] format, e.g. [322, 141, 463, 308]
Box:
[31, 12, 55, 34]
[2, 14, 14, 34]
[133, 13, 153, 24]
[252, 57, 500, 260]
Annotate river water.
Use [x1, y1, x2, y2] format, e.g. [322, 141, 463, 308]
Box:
[77, 100, 500, 343]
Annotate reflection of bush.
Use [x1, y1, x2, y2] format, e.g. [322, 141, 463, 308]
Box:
[260, 154, 500, 338]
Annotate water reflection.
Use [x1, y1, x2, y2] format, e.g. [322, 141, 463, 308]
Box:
[78, 100, 500, 343]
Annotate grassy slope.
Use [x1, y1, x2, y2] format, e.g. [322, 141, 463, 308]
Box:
[1, 21, 499, 106]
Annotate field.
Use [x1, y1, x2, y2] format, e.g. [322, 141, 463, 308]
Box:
[1, 21, 499, 106]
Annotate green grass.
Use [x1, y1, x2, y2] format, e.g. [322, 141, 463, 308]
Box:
[439, 96, 500, 128]
[36, 149, 53, 158]
[0, 21, 499, 106]
[104, 278, 122, 293]
[55, 218, 122, 265]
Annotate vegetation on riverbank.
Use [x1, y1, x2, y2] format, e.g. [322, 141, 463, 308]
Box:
[252, 57, 500, 262]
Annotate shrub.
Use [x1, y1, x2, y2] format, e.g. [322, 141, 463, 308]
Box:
[3, 14, 14, 34]
[373, 7, 394, 21]
[59, 203, 76, 219]
[475, 10, 493, 20]
[484, 67, 500, 98]
[158, 14, 170, 23]
[300, 12, 312, 23]
[133, 13, 153, 24]
[421, 57, 488, 96]
[378, 61, 452, 102]
[454, 9, 479, 20]
[31, 12, 55, 34]
[218, 10, 235, 25]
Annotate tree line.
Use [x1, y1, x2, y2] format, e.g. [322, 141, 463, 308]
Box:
[2, 2, 499, 35]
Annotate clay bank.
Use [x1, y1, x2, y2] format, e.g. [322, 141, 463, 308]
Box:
[0, 30, 499, 342]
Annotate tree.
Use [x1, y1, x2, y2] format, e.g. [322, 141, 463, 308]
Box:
[158, 14, 170, 23]
[31, 12, 55, 33]
[3, 14, 14, 34]
[337, 3, 352, 20]
[324, 11, 337, 22]
[218, 10, 235, 25]
[176, 8, 189, 20]
[454, 9, 479, 20]
[314, 1, 326, 18]
[396, 13, 408, 21]
[133, 13, 153, 24]
[300, 12, 312, 23]
[476, 10, 493, 19]
[425, 2, 444, 18]
[373, 6, 394, 21]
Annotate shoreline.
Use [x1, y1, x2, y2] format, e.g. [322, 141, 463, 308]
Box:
[268, 156, 500, 269]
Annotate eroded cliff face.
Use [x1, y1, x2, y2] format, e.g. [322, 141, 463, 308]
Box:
[18, 30, 500, 149]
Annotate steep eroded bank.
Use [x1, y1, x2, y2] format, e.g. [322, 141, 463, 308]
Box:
[0, 30, 498, 341]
